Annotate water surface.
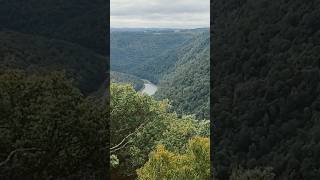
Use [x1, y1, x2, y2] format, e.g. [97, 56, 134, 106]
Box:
[141, 80, 158, 96]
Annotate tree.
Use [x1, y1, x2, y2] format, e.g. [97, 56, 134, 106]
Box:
[110, 83, 209, 178]
[110, 83, 167, 177]
[0, 71, 108, 179]
[229, 166, 275, 180]
[137, 137, 210, 180]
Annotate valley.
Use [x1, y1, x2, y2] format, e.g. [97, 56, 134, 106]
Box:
[111, 28, 210, 119]
[0, 1, 210, 179]
[110, 28, 210, 179]
[0, 2, 210, 177]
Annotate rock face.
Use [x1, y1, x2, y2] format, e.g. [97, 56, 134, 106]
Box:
[212, 0, 320, 179]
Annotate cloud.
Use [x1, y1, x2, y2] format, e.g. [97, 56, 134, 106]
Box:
[111, 0, 210, 28]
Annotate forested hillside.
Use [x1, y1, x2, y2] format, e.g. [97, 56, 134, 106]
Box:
[0, 0, 107, 55]
[0, 31, 106, 94]
[0, 1, 109, 179]
[155, 31, 210, 119]
[111, 30, 193, 83]
[111, 29, 210, 119]
[111, 71, 144, 91]
[212, 0, 320, 179]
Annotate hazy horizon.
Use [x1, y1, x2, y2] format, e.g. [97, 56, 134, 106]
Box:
[110, 26, 209, 29]
[111, 0, 210, 29]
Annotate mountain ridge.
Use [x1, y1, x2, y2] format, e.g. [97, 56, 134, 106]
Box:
[0, 30, 107, 94]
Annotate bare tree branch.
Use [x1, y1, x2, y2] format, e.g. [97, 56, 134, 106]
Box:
[110, 132, 134, 151]
[110, 141, 131, 153]
[109, 123, 146, 151]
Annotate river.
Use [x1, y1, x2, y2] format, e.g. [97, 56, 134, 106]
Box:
[140, 80, 158, 96]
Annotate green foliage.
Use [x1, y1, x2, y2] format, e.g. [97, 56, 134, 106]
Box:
[212, 0, 320, 179]
[0, 71, 108, 179]
[110, 29, 210, 177]
[110, 155, 120, 168]
[0, 31, 107, 94]
[137, 137, 210, 180]
[0, 1, 108, 179]
[110, 83, 209, 178]
[110, 83, 164, 149]
[111, 71, 144, 91]
[153, 115, 210, 152]
[230, 167, 275, 180]
[110, 83, 165, 177]
[128, 115, 209, 173]
[155, 31, 210, 119]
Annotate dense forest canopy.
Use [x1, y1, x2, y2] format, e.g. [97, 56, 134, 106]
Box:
[0, 31, 106, 94]
[111, 71, 144, 91]
[0, 0, 109, 179]
[212, 0, 320, 179]
[0, 71, 108, 179]
[0, 0, 107, 55]
[110, 83, 210, 179]
[111, 29, 193, 83]
[155, 31, 210, 119]
[0, 0, 108, 95]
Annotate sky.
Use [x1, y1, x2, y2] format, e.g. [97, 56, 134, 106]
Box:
[110, 0, 210, 29]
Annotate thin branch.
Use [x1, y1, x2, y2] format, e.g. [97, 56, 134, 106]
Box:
[110, 141, 131, 153]
[110, 131, 135, 150]
[109, 123, 146, 151]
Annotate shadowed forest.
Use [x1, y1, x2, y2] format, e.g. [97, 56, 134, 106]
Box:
[0, 1, 109, 179]
[212, 0, 320, 179]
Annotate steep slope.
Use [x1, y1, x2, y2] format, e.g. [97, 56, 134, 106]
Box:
[155, 31, 210, 119]
[0, 31, 107, 94]
[110, 30, 194, 83]
[0, 0, 107, 55]
[111, 71, 144, 91]
[212, 0, 320, 179]
[111, 29, 210, 119]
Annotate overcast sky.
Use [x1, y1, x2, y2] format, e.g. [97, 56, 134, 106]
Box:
[111, 0, 210, 29]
